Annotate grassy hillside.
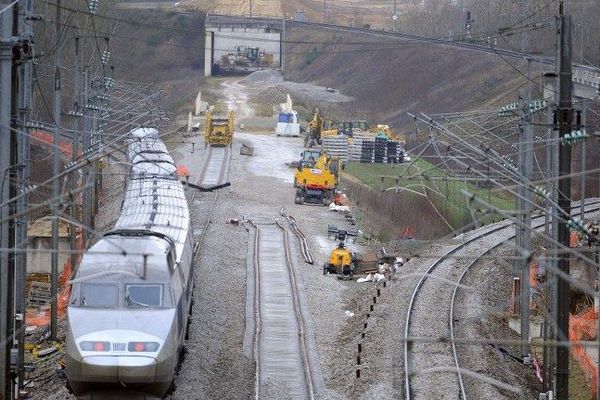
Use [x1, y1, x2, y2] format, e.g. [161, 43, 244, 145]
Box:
[342, 159, 512, 239]
[110, 10, 208, 114]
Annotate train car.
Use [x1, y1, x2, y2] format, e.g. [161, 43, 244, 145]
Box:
[65, 128, 194, 397]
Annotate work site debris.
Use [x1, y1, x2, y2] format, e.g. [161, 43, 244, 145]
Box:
[27, 282, 51, 306]
[37, 347, 58, 358]
[345, 310, 355, 318]
[333, 192, 349, 206]
[240, 143, 254, 156]
[357, 272, 387, 283]
[329, 203, 350, 212]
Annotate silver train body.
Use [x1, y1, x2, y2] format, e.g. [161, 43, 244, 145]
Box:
[65, 127, 194, 396]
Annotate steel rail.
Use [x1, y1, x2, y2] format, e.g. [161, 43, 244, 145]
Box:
[279, 206, 314, 264]
[218, 145, 230, 185]
[251, 221, 262, 400]
[249, 221, 315, 400]
[278, 222, 316, 399]
[198, 145, 230, 188]
[404, 200, 600, 399]
[197, 145, 213, 186]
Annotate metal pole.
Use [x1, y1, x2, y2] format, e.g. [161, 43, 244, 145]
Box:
[0, 6, 13, 399]
[51, 0, 62, 340]
[596, 249, 600, 400]
[555, 7, 573, 400]
[393, 0, 397, 32]
[579, 100, 586, 220]
[281, 15, 285, 76]
[90, 78, 98, 223]
[16, 0, 33, 391]
[70, 36, 81, 273]
[519, 58, 534, 359]
[82, 69, 91, 244]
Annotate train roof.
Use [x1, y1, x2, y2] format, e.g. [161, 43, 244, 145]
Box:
[73, 235, 172, 282]
[112, 176, 189, 262]
[129, 127, 159, 140]
[132, 152, 175, 165]
[130, 162, 177, 179]
[128, 138, 169, 160]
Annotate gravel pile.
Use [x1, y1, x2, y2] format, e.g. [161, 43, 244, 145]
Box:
[241, 70, 353, 104]
[240, 69, 284, 85]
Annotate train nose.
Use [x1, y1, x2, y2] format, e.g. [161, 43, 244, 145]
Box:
[81, 355, 157, 384]
[71, 329, 164, 384]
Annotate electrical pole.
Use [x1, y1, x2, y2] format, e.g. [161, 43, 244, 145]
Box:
[15, 0, 34, 391]
[555, 4, 573, 399]
[51, 0, 62, 340]
[579, 100, 586, 220]
[82, 68, 92, 244]
[392, 0, 397, 32]
[516, 0, 532, 361]
[71, 36, 81, 272]
[0, 5, 14, 400]
[518, 61, 533, 359]
[281, 15, 285, 77]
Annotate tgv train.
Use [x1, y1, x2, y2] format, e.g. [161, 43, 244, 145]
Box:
[65, 127, 194, 396]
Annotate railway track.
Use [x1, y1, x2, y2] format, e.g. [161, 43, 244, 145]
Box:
[248, 221, 316, 400]
[403, 200, 600, 400]
[197, 145, 230, 189]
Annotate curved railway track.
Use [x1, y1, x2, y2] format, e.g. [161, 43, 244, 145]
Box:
[403, 201, 600, 400]
[249, 221, 315, 400]
[197, 145, 230, 189]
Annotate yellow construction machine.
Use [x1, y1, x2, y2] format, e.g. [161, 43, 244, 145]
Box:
[293, 149, 340, 205]
[369, 124, 403, 140]
[323, 242, 354, 279]
[306, 110, 338, 147]
[205, 110, 235, 147]
[322, 229, 359, 279]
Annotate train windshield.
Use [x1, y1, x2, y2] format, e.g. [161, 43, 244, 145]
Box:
[81, 284, 119, 307]
[125, 284, 163, 307]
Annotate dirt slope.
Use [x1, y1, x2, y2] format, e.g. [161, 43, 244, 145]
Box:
[284, 26, 526, 138]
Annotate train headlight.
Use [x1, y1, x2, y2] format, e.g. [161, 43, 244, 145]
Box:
[79, 341, 110, 352]
[128, 342, 160, 352]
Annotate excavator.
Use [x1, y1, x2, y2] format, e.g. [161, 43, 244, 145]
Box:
[293, 149, 340, 205]
[306, 109, 338, 147]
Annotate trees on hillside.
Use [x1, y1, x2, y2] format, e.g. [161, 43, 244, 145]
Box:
[401, 0, 599, 65]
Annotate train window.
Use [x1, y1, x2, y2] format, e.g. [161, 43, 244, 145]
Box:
[82, 284, 118, 307]
[126, 284, 162, 307]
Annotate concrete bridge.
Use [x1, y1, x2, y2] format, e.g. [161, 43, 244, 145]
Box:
[203, 13, 600, 101]
[204, 13, 283, 76]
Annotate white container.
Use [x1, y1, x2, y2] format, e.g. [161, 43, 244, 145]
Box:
[275, 111, 300, 137]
